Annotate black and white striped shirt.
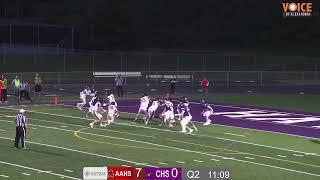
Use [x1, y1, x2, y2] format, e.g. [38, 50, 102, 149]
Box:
[16, 113, 26, 127]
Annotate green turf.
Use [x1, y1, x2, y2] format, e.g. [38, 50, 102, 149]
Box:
[0, 105, 319, 179]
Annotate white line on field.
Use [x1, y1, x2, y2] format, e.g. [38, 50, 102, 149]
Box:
[21, 173, 31, 176]
[0, 136, 157, 168]
[61, 126, 68, 128]
[158, 162, 168, 165]
[0, 175, 9, 178]
[121, 165, 131, 167]
[31, 127, 38, 130]
[0, 114, 154, 139]
[188, 100, 320, 120]
[224, 133, 246, 137]
[1, 120, 319, 177]
[277, 155, 287, 158]
[64, 169, 73, 173]
[176, 161, 185, 164]
[193, 160, 203, 163]
[135, 163, 147, 166]
[0, 160, 79, 179]
[293, 154, 304, 157]
[222, 157, 235, 160]
[244, 157, 255, 160]
[210, 159, 220, 162]
[0, 129, 5, 131]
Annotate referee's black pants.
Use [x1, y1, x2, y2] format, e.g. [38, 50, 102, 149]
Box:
[14, 126, 26, 148]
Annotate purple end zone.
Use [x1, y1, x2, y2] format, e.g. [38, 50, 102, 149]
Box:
[113, 99, 320, 138]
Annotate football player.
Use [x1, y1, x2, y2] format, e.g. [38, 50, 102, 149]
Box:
[176, 98, 194, 134]
[134, 93, 150, 122]
[145, 98, 160, 125]
[77, 85, 93, 110]
[201, 100, 214, 125]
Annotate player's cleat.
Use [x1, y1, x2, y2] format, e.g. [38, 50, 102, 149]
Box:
[22, 147, 28, 150]
[203, 121, 211, 126]
[188, 129, 194, 134]
[89, 122, 94, 128]
[168, 123, 173, 127]
[180, 130, 187, 133]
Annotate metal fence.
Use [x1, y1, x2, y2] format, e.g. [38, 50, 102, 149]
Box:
[2, 71, 320, 95]
[1, 46, 320, 72]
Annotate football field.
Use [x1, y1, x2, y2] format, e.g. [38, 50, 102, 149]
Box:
[0, 100, 320, 179]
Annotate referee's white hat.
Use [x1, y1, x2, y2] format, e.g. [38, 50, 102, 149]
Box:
[19, 109, 26, 114]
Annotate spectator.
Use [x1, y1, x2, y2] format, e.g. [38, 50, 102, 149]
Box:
[201, 77, 210, 100]
[1, 74, 8, 103]
[115, 74, 124, 98]
[11, 75, 21, 100]
[34, 73, 42, 100]
[19, 81, 31, 102]
[170, 78, 176, 94]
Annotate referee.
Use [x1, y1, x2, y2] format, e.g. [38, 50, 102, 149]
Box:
[14, 109, 27, 149]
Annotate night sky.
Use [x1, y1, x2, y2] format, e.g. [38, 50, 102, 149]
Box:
[0, 0, 319, 50]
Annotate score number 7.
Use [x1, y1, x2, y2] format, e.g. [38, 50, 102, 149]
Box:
[136, 168, 142, 177]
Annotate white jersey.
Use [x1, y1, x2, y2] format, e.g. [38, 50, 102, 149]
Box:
[149, 100, 159, 111]
[139, 96, 150, 110]
[107, 94, 117, 106]
[80, 89, 92, 97]
[164, 100, 174, 112]
[108, 104, 117, 115]
[91, 101, 102, 112]
[202, 104, 213, 117]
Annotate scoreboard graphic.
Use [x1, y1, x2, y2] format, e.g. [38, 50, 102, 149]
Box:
[83, 167, 231, 180]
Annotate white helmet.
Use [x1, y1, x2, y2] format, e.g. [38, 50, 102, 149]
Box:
[19, 109, 26, 114]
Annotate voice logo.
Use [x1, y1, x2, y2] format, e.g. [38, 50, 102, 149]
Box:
[282, 1, 313, 17]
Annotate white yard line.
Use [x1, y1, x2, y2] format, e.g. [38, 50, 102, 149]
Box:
[0, 161, 80, 179]
[0, 114, 153, 139]
[0, 136, 157, 168]
[188, 101, 320, 119]
[277, 155, 287, 158]
[1, 108, 320, 176]
[158, 162, 168, 165]
[60, 104, 320, 139]
[176, 161, 185, 164]
[1, 107, 319, 157]
[64, 169, 73, 173]
[1, 121, 319, 177]
[224, 133, 246, 137]
[121, 165, 131, 167]
[0, 175, 9, 178]
[193, 160, 203, 163]
[244, 157, 255, 160]
[21, 173, 31, 176]
[293, 154, 304, 157]
[0, 129, 5, 131]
